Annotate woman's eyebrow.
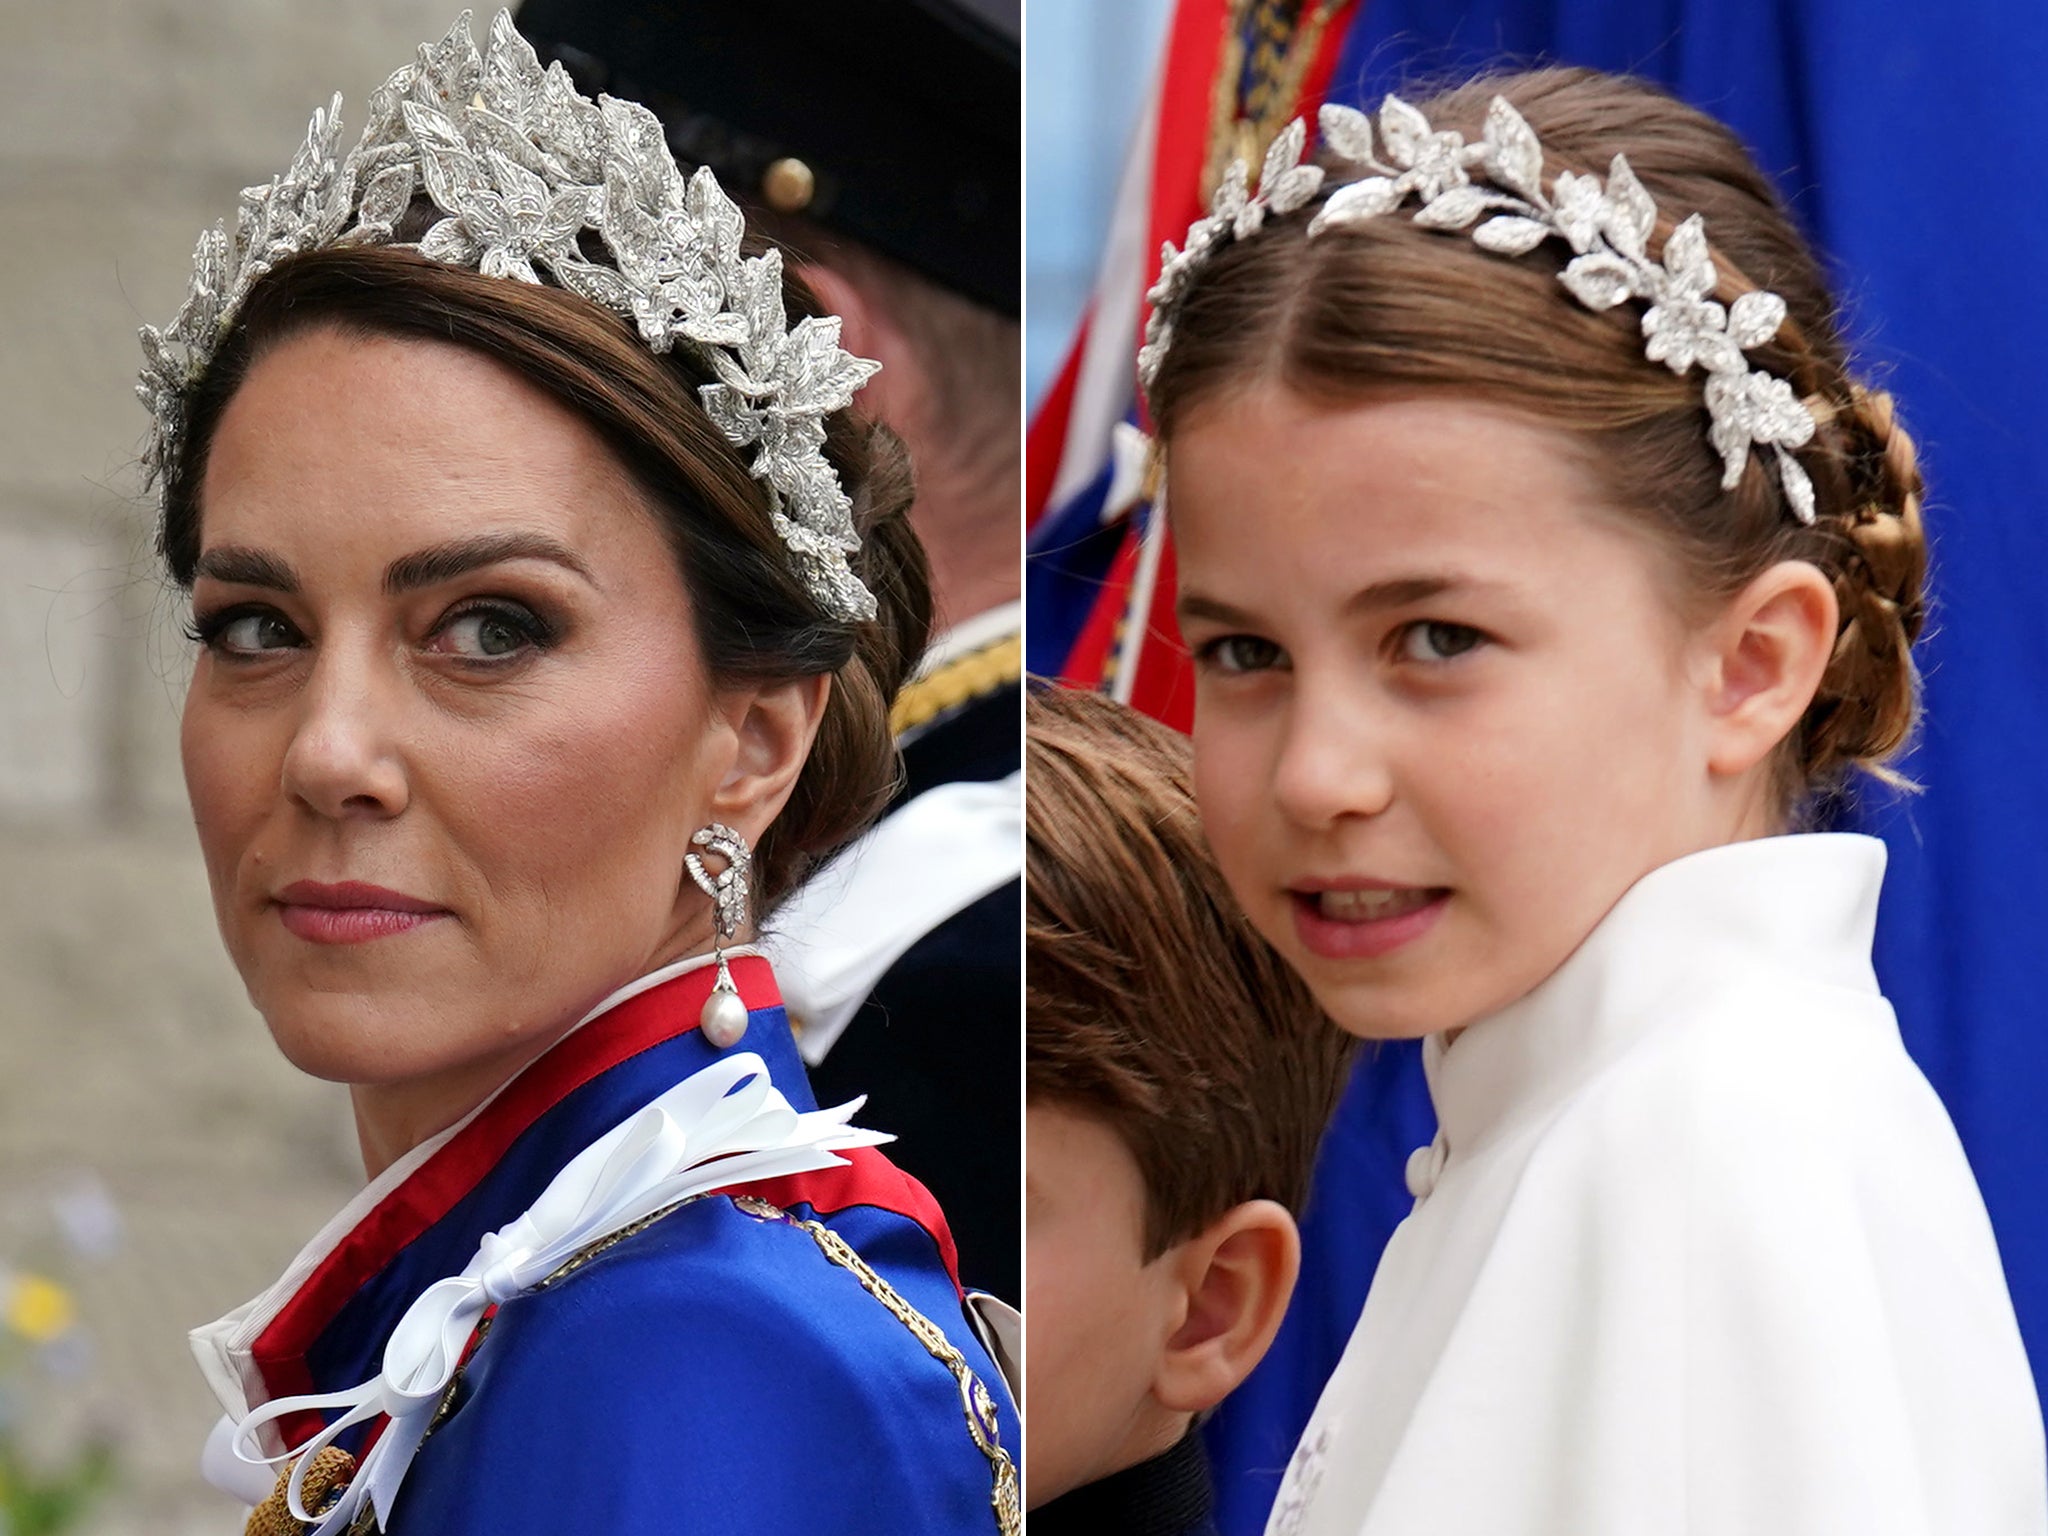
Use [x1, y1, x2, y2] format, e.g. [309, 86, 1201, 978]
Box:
[192, 546, 299, 592]
[383, 532, 599, 595]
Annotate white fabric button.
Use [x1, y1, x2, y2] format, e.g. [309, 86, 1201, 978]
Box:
[1405, 1135, 1448, 1199]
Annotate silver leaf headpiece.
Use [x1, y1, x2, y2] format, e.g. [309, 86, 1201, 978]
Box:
[1139, 96, 1819, 525]
[137, 8, 880, 620]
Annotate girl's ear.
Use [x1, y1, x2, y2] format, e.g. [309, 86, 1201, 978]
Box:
[1698, 559, 1838, 780]
[707, 673, 831, 850]
[1150, 1199, 1301, 1416]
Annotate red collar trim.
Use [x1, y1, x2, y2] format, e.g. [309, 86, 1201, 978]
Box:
[253, 957, 775, 1388]
[242, 955, 967, 1444]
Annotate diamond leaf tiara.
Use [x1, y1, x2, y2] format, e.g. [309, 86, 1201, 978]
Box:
[137, 8, 880, 621]
[1139, 95, 1819, 525]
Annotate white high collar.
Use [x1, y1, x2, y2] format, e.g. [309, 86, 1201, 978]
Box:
[1423, 833, 1887, 1161]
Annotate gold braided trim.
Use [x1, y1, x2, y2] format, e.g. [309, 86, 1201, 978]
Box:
[246, 1193, 1021, 1532]
[889, 633, 1022, 736]
[244, 1445, 357, 1536]
[1201, 0, 1337, 205]
[735, 1196, 1022, 1535]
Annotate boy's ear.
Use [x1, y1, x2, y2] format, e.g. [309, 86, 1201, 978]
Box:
[1697, 559, 1838, 779]
[1151, 1200, 1300, 1416]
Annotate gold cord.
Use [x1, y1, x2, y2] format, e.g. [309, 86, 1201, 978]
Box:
[246, 1193, 1016, 1533]
[736, 1196, 1022, 1534]
[889, 634, 1022, 736]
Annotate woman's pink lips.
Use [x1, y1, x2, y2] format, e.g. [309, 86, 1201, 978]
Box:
[273, 880, 450, 945]
[1288, 884, 1450, 960]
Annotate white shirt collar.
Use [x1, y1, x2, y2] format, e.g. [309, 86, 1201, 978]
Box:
[914, 600, 1021, 679]
[1424, 833, 1886, 1159]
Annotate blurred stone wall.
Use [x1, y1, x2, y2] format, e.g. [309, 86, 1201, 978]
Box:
[0, 4, 470, 1530]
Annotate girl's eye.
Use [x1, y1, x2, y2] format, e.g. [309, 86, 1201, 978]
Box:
[1201, 634, 1287, 675]
[1396, 621, 1487, 664]
[191, 608, 302, 656]
[429, 604, 553, 661]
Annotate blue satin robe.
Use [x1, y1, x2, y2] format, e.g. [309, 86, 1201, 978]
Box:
[211, 956, 1016, 1534]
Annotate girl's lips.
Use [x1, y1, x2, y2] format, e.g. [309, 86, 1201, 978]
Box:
[272, 881, 451, 945]
[1288, 885, 1450, 960]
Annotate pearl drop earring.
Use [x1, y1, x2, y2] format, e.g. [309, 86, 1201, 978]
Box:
[685, 822, 753, 1048]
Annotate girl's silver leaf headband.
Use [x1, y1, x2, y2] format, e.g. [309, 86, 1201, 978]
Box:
[1139, 96, 1818, 525]
[136, 8, 879, 621]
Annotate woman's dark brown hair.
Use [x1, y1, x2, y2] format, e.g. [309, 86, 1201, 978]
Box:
[158, 234, 931, 908]
[1150, 68, 1927, 807]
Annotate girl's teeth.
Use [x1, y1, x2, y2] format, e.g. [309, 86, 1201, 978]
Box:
[1318, 887, 1435, 922]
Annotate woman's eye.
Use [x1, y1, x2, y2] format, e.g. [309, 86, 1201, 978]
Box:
[1202, 634, 1287, 674]
[193, 609, 302, 656]
[430, 605, 551, 661]
[1397, 621, 1487, 663]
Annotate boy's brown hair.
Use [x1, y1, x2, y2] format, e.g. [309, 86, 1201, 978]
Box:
[1028, 684, 1356, 1258]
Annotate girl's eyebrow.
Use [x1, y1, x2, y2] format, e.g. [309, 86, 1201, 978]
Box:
[1176, 591, 1258, 629]
[1344, 575, 1457, 614]
[1339, 573, 1525, 616]
[1179, 573, 1509, 629]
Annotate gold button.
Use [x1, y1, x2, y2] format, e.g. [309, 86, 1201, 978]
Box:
[762, 156, 816, 213]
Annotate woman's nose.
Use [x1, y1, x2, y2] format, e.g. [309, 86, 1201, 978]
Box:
[1269, 688, 1394, 831]
[279, 647, 410, 820]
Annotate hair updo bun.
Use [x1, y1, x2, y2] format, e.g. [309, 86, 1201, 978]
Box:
[157, 234, 931, 909]
[1150, 66, 1929, 809]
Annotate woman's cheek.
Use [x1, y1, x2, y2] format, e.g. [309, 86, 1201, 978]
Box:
[182, 701, 262, 892]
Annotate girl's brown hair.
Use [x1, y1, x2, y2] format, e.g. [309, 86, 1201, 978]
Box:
[158, 237, 931, 908]
[1150, 68, 1926, 805]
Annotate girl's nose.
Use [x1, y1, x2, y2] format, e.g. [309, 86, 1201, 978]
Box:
[1269, 688, 1395, 831]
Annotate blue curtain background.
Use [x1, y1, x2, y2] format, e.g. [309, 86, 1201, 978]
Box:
[1197, 5, 2048, 1531]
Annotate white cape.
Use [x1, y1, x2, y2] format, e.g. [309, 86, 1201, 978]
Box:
[1270, 834, 2046, 1536]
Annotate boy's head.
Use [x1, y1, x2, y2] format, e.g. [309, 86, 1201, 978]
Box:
[1025, 684, 1355, 1507]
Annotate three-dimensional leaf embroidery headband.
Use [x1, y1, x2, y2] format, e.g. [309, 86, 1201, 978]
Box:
[138, 8, 880, 621]
[1139, 95, 1820, 524]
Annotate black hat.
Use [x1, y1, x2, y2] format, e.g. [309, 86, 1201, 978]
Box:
[514, 0, 1019, 315]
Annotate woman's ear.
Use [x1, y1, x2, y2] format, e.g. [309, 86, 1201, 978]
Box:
[707, 673, 832, 846]
[1150, 1199, 1300, 1416]
[1698, 559, 1838, 779]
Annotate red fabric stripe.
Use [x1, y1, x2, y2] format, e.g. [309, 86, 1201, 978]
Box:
[748, 1147, 964, 1296]
[255, 959, 775, 1431]
[1027, 310, 1089, 527]
[255, 960, 775, 1373]
[1127, 533, 1196, 733]
[247, 956, 966, 1444]
[1142, 0, 1232, 392]
[1079, 0, 1367, 724]
[1058, 521, 1142, 688]
[1300, 1, 1362, 113]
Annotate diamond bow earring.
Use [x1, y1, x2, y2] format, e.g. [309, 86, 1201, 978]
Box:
[685, 823, 753, 1048]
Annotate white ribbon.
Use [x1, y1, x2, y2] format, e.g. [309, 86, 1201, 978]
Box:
[225, 1052, 887, 1533]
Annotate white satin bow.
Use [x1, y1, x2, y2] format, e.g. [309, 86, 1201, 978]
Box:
[226, 1052, 887, 1533]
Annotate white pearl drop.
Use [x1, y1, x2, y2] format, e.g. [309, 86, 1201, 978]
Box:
[700, 988, 749, 1048]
